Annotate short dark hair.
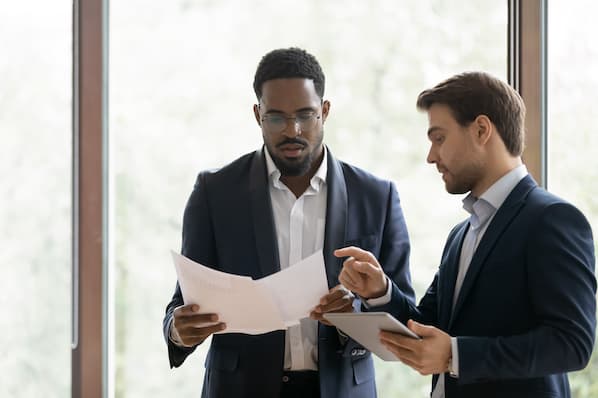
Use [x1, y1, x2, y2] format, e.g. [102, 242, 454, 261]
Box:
[253, 47, 325, 100]
[416, 71, 526, 156]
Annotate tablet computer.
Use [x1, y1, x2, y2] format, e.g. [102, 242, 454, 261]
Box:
[322, 312, 420, 361]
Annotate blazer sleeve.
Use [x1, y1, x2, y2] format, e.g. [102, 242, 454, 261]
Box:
[163, 172, 218, 368]
[372, 223, 465, 326]
[369, 271, 443, 331]
[457, 202, 596, 383]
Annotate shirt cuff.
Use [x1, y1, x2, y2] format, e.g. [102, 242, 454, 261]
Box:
[449, 336, 459, 377]
[363, 276, 392, 307]
[168, 316, 185, 346]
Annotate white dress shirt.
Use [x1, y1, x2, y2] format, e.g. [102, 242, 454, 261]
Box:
[264, 147, 328, 371]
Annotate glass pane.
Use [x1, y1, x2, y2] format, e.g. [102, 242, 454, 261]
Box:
[0, 2, 72, 397]
[548, 2, 598, 397]
[110, 1, 506, 396]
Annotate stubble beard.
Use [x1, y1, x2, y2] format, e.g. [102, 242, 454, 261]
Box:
[268, 130, 324, 177]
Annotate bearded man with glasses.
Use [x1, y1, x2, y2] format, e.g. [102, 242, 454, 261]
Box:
[163, 47, 415, 398]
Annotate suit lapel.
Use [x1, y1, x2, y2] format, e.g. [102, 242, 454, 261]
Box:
[438, 222, 468, 329]
[322, 147, 348, 288]
[449, 176, 537, 328]
[248, 148, 280, 277]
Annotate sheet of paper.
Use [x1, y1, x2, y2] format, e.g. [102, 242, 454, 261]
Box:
[171, 250, 330, 335]
[256, 250, 330, 326]
[171, 251, 285, 334]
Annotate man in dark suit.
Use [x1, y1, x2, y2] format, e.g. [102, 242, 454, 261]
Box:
[336, 72, 596, 398]
[162, 47, 415, 398]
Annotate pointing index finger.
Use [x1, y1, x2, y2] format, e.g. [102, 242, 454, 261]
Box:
[334, 246, 378, 265]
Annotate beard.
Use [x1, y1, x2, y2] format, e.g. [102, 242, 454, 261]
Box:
[444, 160, 484, 194]
[272, 153, 312, 176]
[266, 131, 324, 177]
[272, 156, 313, 177]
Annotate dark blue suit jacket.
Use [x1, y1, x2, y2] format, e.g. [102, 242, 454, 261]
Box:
[163, 147, 415, 398]
[374, 175, 596, 398]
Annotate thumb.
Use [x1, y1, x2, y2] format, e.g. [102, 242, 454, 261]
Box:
[407, 319, 435, 337]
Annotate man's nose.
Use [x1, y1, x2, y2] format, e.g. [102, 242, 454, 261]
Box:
[282, 119, 302, 137]
[426, 146, 436, 164]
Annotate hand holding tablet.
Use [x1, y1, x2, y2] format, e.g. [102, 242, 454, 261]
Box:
[322, 312, 420, 361]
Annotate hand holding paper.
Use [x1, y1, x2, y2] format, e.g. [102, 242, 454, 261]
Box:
[310, 285, 355, 326]
[171, 304, 225, 347]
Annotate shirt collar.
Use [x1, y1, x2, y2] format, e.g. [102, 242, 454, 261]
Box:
[264, 146, 328, 192]
[462, 164, 528, 229]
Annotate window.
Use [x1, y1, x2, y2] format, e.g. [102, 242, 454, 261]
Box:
[0, 2, 72, 396]
[548, 2, 598, 396]
[110, 1, 506, 396]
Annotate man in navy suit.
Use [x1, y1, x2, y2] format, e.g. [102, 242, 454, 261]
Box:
[336, 72, 596, 398]
[162, 48, 415, 398]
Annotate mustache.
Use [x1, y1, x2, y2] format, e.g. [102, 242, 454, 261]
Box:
[276, 138, 308, 148]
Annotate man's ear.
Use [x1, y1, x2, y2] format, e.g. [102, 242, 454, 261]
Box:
[321, 100, 331, 122]
[253, 103, 261, 126]
[474, 114, 493, 145]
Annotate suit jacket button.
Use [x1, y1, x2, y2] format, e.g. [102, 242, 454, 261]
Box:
[282, 375, 290, 383]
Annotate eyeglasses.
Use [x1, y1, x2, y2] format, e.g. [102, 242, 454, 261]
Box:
[260, 111, 321, 134]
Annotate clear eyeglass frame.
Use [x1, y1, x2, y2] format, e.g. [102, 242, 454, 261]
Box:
[260, 111, 321, 134]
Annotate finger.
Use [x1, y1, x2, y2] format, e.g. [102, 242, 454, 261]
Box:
[341, 258, 364, 280]
[173, 303, 200, 316]
[334, 247, 379, 265]
[339, 267, 360, 291]
[334, 246, 369, 260]
[309, 311, 332, 326]
[194, 322, 227, 336]
[331, 284, 352, 294]
[180, 313, 220, 326]
[381, 339, 421, 366]
[181, 321, 226, 338]
[320, 288, 346, 305]
[380, 331, 418, 351]
[407, 319, 436, 337]
[174, 313, 221, 337]
[341, 261, 370, 287]
[381, 339, 407, 360]
[180, 322, 226, 345]
[352, 260, 383, 277]
[316, 286, 354, 310]
[318, 296, 354, 313]
[343, 259, 382, 286]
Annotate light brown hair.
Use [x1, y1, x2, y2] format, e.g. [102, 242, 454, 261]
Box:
[416, 72, 526, 156]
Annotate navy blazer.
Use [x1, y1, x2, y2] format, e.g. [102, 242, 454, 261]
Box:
[163, 147, 415, 398]
[375, 175, 596, 398]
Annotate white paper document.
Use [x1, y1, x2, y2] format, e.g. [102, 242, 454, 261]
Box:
[171, 250, 329, 335]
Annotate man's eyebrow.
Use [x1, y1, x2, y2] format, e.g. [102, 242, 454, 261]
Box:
[262, 109, 285, 115]
[427, 126, 443, 137]
[262, 107, 317, 115]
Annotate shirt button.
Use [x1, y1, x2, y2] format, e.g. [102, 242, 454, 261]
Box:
[282, 375, 290, 383]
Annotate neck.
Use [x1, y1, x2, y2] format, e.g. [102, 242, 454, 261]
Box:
[471, 156, 522, 197]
